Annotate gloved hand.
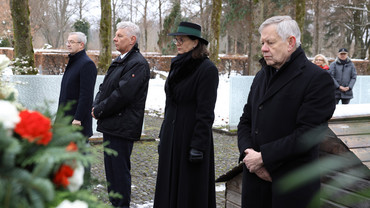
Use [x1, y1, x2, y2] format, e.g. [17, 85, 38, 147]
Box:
[189, 148, 203, 163]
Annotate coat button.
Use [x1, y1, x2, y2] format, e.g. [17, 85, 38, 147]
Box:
[172, 120, 175, 124]
[255, 129, 259, 135]
[258, 105, 263, 110]
[118, 113, 122, 116]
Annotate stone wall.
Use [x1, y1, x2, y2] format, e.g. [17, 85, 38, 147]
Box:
[0, 47, 369, 75]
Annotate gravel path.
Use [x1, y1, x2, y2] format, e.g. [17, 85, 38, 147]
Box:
[89, 114, 239, 208]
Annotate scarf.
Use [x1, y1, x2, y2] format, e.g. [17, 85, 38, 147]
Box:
[165, 50, 203, 98]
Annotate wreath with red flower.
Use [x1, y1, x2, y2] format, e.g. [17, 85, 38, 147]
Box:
[14, 110, 52, 145]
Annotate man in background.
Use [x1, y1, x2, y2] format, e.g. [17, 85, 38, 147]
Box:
[58, 31, 97, 138]
[329, 48, 357, 104]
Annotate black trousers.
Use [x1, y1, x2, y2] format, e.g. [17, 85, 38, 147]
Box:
[103, 133, 134, 208]
[336, 98, 351, 104]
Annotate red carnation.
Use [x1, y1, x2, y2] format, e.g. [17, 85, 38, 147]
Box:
[66, 141, 78, 152]
[53, 164, 74, 188]
[14, 110, 52, 145]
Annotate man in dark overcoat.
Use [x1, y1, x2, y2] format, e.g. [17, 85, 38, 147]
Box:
[58, 32, 97, 138]
[92, 21, 150, 208]
[237, 16, 336, 208]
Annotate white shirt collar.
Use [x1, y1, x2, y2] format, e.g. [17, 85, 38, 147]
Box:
[120, 52, 128, 59]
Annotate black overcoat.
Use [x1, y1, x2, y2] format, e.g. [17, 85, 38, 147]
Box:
[154, 53, 219, 208]
[58, 49, 97, 137]
[238, 47, 336, 208]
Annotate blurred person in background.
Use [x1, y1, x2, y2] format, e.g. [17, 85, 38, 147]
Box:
[313, 54, 329, 70]
[329, 48, 357, 104]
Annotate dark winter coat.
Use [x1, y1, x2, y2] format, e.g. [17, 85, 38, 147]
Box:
[58, 49, 97, 137]
[154, 51, 219, 208]
[329, 57, 357, 99]
[93, 44, 150, 140]
[238, 47, 336, 208]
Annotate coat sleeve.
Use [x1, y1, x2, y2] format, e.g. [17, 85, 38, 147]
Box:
[237, 71, 263, 162]
[93, 61, 149, 119]
[74, 60, 97, 121]
[237, 87, 254, 161]
[190, 62, 219, 152]
[260, 71, 336, 173]
[329, 62, 340, 88]
[348, 62, 357, 89]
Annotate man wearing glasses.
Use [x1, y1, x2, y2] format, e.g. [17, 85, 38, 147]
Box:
[58, 32, 97, 138]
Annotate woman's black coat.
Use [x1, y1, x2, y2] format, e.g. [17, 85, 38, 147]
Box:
[58, 49, 97, 137]
[238, 47, 336, 208]
[154, 52, 219, 208]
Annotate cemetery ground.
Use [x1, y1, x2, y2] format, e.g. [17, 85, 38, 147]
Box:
[88, 114, 239, 208]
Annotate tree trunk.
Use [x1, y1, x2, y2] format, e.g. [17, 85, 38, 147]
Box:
[295, 0, 305, 39]
[112, 0, 117, 34]
[245, 0, 254, 75]
[130, 0, 133, 22]
[143, 0, 148, 51]
[210, 0, 222, 64]
[158, 0, 162, 31]
[352, 6, 365, 59]
[10, 0, 35, 70]
[313, 0, 320, 55]
[98, 0, 112, 73]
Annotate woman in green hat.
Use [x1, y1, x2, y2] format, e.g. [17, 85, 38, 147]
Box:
[154, 22, 218, 208]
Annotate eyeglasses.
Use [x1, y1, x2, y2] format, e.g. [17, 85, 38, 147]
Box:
[315, 59, 324, 62]
[172, 38, 184, 45]
[66, 40, 81, 45]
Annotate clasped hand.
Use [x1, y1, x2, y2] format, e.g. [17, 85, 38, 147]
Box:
[339, 86, 349, 92]
[243, 148, 272, 182]
[243, 148, 263, 173]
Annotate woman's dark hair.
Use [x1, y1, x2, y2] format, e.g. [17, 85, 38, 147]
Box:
[189, 36, 209, 59]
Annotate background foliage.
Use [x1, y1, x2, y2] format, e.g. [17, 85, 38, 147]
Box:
[1, 0, 369, 75]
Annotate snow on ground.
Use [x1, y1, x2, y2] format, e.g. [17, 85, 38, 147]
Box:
[332, 104, 370, 118]
[145, 70, 370, 129]
[145, 70, 230, 127]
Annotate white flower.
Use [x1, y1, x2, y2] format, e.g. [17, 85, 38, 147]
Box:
[67, 161, 85, 192]
[0, 100, 20, 129]
[0, 83, 18, 100]
[56, 200, 88, 208]
[0, 55, 10, 72]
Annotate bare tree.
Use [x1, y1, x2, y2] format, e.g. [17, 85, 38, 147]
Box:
[30, 0, 77, 48]
[210, 0, 222, 64]
[158, 0, 164, 31]
[75, 0, 89, 20]
[143, 0, 149, 51]
[313, 0, 320, 55]
[112, 0, 127, 33]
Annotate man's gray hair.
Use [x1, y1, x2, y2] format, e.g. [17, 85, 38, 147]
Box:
[69, 32, 87, 46]
[258, 16, 301, 48]
[117, 21, 141, 43]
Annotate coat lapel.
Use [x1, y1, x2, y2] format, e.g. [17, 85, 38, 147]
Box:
[260, 48, 306, 104]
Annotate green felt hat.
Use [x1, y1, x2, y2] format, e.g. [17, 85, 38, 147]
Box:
[168, 22, 208, 45]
